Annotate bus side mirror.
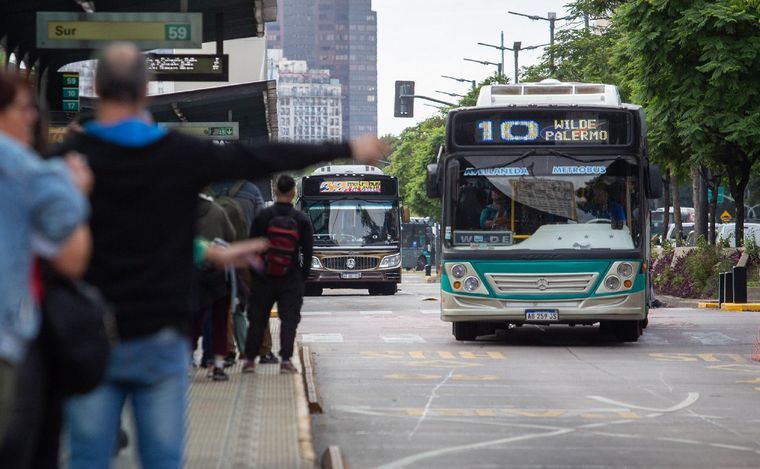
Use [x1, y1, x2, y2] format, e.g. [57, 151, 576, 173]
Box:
[646, 165, 663, 199]
[426, 164, 440, 198]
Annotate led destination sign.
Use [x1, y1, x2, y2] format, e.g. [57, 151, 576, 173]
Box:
[453, 110, 632, 146]
[320, 181, 382, 193]
[145, 54, 229, 82]
[476, 119, 609, 144]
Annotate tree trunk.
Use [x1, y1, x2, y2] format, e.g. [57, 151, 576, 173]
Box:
[661, 171, 671, 243]
[691, 166, 704, 241]
[672, 172, 683, 246]
[708, 173, 720, 245]
[725, 148, 751, 248]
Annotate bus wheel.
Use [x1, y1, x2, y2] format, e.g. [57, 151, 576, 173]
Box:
[305, 286, 322, 297]
[612, 320, 642, 342]
[453, 322, 478, 341]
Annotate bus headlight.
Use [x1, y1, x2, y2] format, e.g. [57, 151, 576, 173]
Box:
[617, 262, 634, 278]
[464, 276, 480, 292]
[379, 253, 401, 268]
[451, 264, 467, 279]
[311, 256, 323, 269]
[604, 276, 621, 291]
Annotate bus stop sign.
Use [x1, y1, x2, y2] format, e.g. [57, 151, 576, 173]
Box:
[36, 12, 203, 49]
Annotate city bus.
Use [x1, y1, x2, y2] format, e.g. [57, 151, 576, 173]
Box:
[299, 165, 402, 296]
[426, 80, 663, 342]
[401, 217, 435, 270]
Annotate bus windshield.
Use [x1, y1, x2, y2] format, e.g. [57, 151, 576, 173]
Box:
[304, 199, 400, 247]
[446, 154, 642, 250]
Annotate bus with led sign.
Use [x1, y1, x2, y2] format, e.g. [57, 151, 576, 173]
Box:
[299, 165, 402, 296]
[426, 80, 663, 342]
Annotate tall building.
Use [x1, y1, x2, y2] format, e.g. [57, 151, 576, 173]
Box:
[272, 54, 343, 143]
[267, 0, 377, 139]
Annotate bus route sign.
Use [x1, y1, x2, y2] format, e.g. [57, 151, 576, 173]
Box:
[36, 12, 202, 49]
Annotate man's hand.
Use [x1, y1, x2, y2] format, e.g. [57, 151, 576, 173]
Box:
[65, 152, 94, 195]
[349, 136, 390, 166]
[207, 238, 270, 268]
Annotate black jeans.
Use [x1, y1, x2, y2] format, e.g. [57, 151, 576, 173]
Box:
[0, 337, 62, 469]
[245, 275, 304, 361]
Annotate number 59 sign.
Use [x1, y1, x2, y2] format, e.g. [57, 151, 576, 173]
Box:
[37, 12, 202, 49]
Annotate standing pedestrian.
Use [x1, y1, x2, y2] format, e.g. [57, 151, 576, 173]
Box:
[59, 42, 386, 469]
[243, 174, 312, 374]
[0, 70, 91, 468]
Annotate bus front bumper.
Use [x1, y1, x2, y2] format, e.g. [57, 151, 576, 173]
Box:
[440, 290, 646, 323]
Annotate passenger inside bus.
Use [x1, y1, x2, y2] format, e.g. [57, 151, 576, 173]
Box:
[480, 188, 510, 230]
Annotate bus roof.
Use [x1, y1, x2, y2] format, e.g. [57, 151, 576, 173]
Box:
[476, 79, 621, 107]
[312, 165, 384, 176]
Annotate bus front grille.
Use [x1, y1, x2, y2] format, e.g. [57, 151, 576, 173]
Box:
[322, 256, 379, 270]
[485, 273, 599, 294]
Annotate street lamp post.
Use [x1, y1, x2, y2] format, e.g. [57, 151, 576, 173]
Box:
[463, 58, 502, 77]
[507, 10, 574, 71]
[435, 90, 465, 98]
[441, 75, 476, 88]
[476, 31, 507, 80]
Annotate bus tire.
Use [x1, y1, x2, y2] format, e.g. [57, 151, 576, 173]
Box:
[453, 322, 478, 341]
[305, 286, 323, 297]
[612, 320, 642, 342]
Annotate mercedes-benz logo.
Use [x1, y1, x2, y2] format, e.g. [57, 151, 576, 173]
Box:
[346, 258, 356, 269]
[536, 278, 549, 291]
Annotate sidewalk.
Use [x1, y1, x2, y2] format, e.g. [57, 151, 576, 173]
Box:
[185, 318, 314, 468]
[108, 319, 314, 468]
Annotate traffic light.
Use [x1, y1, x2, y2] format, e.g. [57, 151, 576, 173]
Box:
[394, 80, 415, 118]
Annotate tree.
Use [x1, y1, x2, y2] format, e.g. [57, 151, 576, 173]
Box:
[615, 0, 760, 246]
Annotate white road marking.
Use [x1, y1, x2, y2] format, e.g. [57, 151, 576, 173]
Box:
[377, 428, 575, 469]
[360, 310, 393, 315]
[587, 392, 699, 413]
[300, 333, 344, 343]
[419, 309, 439, 315]
[408, 369, 455, 439]
[382, 335, 426, 344]
[301, 311, 332, 316]
[686, 332, 738, 345]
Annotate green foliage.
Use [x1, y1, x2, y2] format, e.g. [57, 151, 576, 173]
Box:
[385, 117, 444, 220]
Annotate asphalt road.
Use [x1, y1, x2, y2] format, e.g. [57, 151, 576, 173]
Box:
[305, 273, 760, 469]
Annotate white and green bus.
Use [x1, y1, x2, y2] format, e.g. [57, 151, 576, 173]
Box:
[426, 80, 663, 342]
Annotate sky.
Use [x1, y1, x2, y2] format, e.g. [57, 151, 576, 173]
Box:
[372, 0, 578, 136]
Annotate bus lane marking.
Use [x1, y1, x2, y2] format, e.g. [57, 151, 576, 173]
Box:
[383, 373, 499, 381]
[649, 352, 747, 363]
[360, 351, 506, 360]
[419, 309, 439, 314]
[405, 360, 483, 369]
[707, 363, 760, 373]
[736, 377, 760, 391]
[301, 311, 332, 316]
[382, 335, 425, 344]
[301, 333, 344, 343]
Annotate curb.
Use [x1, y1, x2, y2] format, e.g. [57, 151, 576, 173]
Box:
[321, 445, 348, 469]
[300, 345, 323, 413]
[698, 302, 720, 309]
[294, 342, 316, 467]
[720, 303, 760, 312]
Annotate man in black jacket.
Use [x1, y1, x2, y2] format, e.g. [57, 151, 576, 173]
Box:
[243, 175, 312, 374]
[59, 42, 386, 469]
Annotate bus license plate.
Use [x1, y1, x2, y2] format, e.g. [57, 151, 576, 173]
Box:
[341, 272, 362, 279]
[525, 309, 559, 321]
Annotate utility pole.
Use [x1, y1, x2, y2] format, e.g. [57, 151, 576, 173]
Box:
[477, 31, 507, 80]
[502, 41, 549, 84]
[508, 10, 575, 72]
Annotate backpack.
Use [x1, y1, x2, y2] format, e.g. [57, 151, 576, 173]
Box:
[264, 210, 301, 277]
[208, 181, 248, 241]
